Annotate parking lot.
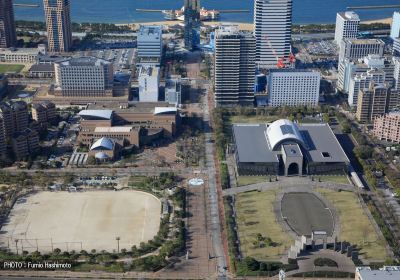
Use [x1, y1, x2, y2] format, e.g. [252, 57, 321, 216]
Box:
[75, 48, 135, 72]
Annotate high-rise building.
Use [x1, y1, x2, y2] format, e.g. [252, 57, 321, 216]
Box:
[334, 11, 360, 45]
[43, 0, 73, 52]
[0, 0, 17, 48]
[348, 68, 385, 107]
[54, 57, 114, 97]
[184, 0, 200, 51]
[339, 38, 384, 62]
[32, 100, 57, 127]
[214, 25, 256, 106]
[356, 83, 389, 123]
[373, 112, 400, 144]
[11, 128, 40, 160]
[138, 66, 160, 102]
[268, 69, 320, 107]
[0, 101, 29, 140]
[394, 37, 400, 57]
[394, 56, 400, 90]
[0, 117, 6, 158]
[254, 0, 292, 69]
[137, 25, 163, 66]
[390, 11, 400, 40]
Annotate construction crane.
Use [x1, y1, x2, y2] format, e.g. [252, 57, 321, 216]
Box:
[347, 5, 400, 10]
[263, 35, 295, 69]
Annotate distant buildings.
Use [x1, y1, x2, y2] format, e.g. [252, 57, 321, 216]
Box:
[138, 66, 160, 102]
[334, 11, 360, 45]
[268, 69, 320, 107]
[254, 0, 292, 69]
[390, 11, 400, 40]
[137, 25, 163, 66]
[394, 37, 400, 57]
[339, 39, 384, 62]
[356, 83, 391, 123]
[214, 25, 256, 106]
[184, 0, 200, 51]
[43, 0, 73, 52]
[165, 75, 182, 106]
[373, 112, 400, 144]
[355, 266, 400, 280]
[0, 0, 17, 48]
[0, 45, 47, 64]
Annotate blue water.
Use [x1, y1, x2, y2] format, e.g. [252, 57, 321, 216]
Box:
[14, 0, 400, 24]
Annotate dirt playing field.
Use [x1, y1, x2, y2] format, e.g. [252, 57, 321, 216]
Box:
[0, 191, 161, 253]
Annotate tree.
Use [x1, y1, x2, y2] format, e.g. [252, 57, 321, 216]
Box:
[87, 156, 96, 165]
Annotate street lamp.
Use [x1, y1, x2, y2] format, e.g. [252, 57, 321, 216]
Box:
[14, 239, 19, 255]
[116, 237, 120, 254]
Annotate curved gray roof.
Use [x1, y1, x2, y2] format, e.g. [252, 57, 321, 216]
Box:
[90, 137, 114, 151]
[79, 110, 113, 120]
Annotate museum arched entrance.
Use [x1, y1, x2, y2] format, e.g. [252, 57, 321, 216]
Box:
[287, 163, 299, 176]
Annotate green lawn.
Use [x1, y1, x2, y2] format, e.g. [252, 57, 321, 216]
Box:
[317, 175, 350, 185]
[317, 188, 388, 262]
[230, 115, 280, 124]
[237, 176, 269, 187]
[0, 64, 24, 74]
[235, 190, 293, 262]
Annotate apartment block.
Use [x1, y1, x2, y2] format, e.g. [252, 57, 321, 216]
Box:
[334, 11, 360, 45]
[11, 129, 40, 160]
[373, 113, 400, 144]
[356, 83, 389, 123]
[0, 0, 16, 48]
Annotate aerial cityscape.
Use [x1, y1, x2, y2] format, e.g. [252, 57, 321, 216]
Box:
[1, 0, 400, 280]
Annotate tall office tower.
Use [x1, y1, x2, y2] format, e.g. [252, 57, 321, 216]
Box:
[43, 0, 73, 52]
[0, 117, 6, 158]
[390, 11, 400, 40]
[254, 0, 292, 69]
[0, 0, 17, 48]
[356, 83, 389, 123]
[334, 11, 360, 45]
[348, 68, 385, 107]
[184, 0, 200, 51]
[214, 26, 256, 106]
[268, 69, 321, 107]
[54, 57, 114, 97]
[339, 38, 384, 62]
[394, 57, 400, 90]
[394, 37, 400, 57]
[137, 25, 163, 66]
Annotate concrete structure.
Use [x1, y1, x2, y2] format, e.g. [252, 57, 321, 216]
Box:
[356, 83, 390, 123]
[268, 69, 320, 107]
[0, 101, 29, 140]
[0, 46, 46, 64]
[54, 56, 114, 97]
[32, 100, 57, 127]
[138, 66, 160, 102]
[254, 0, 292, 69]
[373, 112, 400, 144]
[355, 266, 400, 280]
[232, 119, 349, 176]
[214, 25, 256, 106]
[165, 75, 182, 106]
[28, 64, 55, 78]
[339, 39, 384, 62]
[334, 12, 360, 45]
[137, 25, 162, 66]
[348, 68, 385, 107]
[390, 12, 400, 40]
[0, 0, 16, 48]
[43, 0, 72, 52]
[184, 0, 200, 51]
[11, 128, 40, 160]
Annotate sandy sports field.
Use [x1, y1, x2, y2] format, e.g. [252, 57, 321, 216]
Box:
[0, 191, 161, 253]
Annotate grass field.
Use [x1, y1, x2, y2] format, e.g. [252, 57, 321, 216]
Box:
[235, 190, 293, 262]
[237, 176, 269, 187]
[0, 64, 24, 74]
[317, 188, 388, 261]
[317, 175, 350, 185]
[230, 115, 280, 124]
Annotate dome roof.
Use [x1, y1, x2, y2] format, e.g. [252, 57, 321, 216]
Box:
[90, 137, 114, 151]
[266, 119, 305, 151]
[95, 152, 110, 159]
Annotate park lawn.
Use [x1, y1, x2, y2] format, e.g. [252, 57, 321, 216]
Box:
[317, 175, 350, 185]
[235, 190, 293, 262]
[317, 188, 388, 262]
[230, 115, 280, 124]
[237, 176, 269, 187]
[0, 64, 24, 74]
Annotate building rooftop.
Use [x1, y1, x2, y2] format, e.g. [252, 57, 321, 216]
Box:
[57, 56, 111, 67]
[343, 38, 384, 45]
[79, 110, 113, 120]
[94, 126, 136, 133]
[29, 64, 54, 73]
[338, 11, 360, 21]
[356, 266, 400, 280]
[139, 66, 160, 77]
[90, 137, 114, 151]
[138, 25, 162, 37]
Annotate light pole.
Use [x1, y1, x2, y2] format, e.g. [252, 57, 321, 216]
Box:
[14, 239, 19, 255]
[116, 237, 120, 254]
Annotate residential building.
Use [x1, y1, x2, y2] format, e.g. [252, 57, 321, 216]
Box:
[0, 101, 29, 139]
[214, 25, 256, 106]
[138, 66, 160, 102]
[32, 100, 57, 127]
[390, 12, 400, 40]
[339, 38, 384, 62]
[43, 0, 73, 52]
[356, 83, 390, 123]
[0, 117, 6, 158]
[373, 113, 400, 144]
[394, 56, 400, 90]
[54, 57, 114, 97]
[334, 11, 360, 45]
[268, 69, 321, 107]
[254, 0, 292, 69]
[355, 266, 400, 280]
[0, 74, 7, 98]
[394, 37, 400, 57]
[348, 68, 385, 107]
[165, 75, 182, 106]
[184, 0, 200, 51]
[0, 0, 16, 48]
[11, 128, 40, 160]
[137, 25, 163, 66]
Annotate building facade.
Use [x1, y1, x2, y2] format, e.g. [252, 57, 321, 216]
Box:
[339, 39, 384, 62]
[137, 25, 162, 66]
[0, 101, 29, 140]
[356, 83, 390, 123]
[373, 113, 400, 144]
[214, 25, 256, 106]
[11, 129, 40, 160]
[184, 0, 200, 51]
[138, 66, 160, 102]
[390, 11, 400, 40]
[254, 0, 292, 69]
[0, 117, 6, 158]
[334, 11, 360, 45]
[43, 0, 73, 52]
[348, 68, 385, 107]
[0, 0, 16, 48]
[268, 69, 321, 107]
[394, 37, 400, 57]
[32, 100, 57, 127]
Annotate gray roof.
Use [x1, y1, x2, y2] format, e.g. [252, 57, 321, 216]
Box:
[357, 268, 400, 280]
[233, 124, 278, 163]
[29, 64, 54, 73]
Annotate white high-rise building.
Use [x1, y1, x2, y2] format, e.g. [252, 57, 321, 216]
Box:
[394, 57, 400, 90]
[348, 68, 385, 107]
[137, 25, 163, 66]
[214, 25, 256, 106]
[339, 38, 384, 62]
[138, 66, 160, 102]
[394, 37, 400, 57]
[390, 11, 400, 40]
[254, 0, 292, 69]
[268, 69, 320, 107]
[334, 11, 360, 45]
